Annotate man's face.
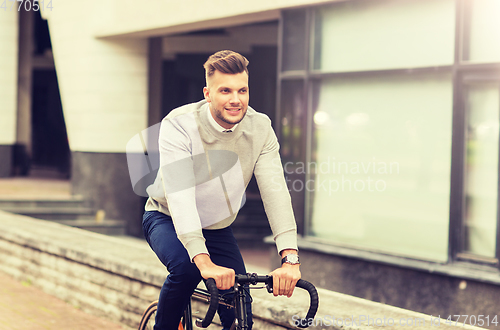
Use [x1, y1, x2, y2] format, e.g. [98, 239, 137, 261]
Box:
[203, 70, 249, 129]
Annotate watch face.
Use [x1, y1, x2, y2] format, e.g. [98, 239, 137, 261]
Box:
[283, 254, 300, 264]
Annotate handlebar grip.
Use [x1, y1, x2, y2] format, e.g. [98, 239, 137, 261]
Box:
[294, 279, 319, 328]
[195, 278, 219, 328]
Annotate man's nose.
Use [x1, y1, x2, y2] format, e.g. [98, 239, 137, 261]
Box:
[230, 92, 241, 104]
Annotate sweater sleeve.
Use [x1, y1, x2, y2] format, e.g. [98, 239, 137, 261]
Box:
[253, 121, 298, 254]
[158, 118, 208, 260]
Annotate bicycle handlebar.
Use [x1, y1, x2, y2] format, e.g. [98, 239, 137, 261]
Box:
[195, 278, 219, 328]
[195, 273, 319, 329]
[292, 279, 320, 328]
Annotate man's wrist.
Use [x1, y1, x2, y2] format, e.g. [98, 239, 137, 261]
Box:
[193, 253, 213, 270]
[280, 249, 298, 257]
[281, 262, 300, 269]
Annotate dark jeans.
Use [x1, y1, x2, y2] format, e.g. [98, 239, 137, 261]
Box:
[142, 211, 253, 330]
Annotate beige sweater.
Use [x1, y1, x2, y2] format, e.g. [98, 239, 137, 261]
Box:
[145, 100, 297, 260]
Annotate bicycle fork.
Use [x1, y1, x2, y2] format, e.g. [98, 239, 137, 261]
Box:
[233, 284, 249, 330]
[183, 302, 193, 330]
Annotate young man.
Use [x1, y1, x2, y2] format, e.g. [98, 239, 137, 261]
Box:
[143, 50, 300, 330]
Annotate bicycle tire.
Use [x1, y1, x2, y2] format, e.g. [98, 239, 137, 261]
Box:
[138, 301, 158, 330]
[138, 301, 187, 330]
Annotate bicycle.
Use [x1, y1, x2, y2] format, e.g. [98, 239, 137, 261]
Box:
[138, 273, 319, 330]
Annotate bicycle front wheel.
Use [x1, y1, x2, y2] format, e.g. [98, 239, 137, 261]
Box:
[138, 301, 187, 330]
[138, 301, 158, 330]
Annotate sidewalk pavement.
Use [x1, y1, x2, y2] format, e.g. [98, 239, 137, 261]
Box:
[0, 271, 126, 330]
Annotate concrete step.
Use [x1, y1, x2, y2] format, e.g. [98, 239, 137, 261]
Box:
[0, 206, 96, 220]
[0, 195, 127, 236]
[0, 196, 88, 209]
[0, 196, 95, 220]
[51, 219, 127, 236]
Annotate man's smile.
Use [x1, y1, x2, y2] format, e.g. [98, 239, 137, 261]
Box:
[225, 108, 241, 115]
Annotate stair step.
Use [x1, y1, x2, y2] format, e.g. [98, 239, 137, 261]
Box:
[51, 219, 127, 236]
[0, 196, 88, 209]
[0, 193, 127, 236]
[0, 206, 96, 220]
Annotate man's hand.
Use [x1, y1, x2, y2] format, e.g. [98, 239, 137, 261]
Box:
[269, 250, 301, 298]
[194, 254, 235, 290]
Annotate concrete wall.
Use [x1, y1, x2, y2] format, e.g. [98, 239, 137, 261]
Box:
[16, 9, 34, 162]
[0, 146, 12, 177]
[39, 1, 149, 234]
[42, 4, 148, 153]
[94, 0, 340, 38]
[0, 210, 486, 330]
[0, 9, 18, 177]
[71, 151, 144, 237]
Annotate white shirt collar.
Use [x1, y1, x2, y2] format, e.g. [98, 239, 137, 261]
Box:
[206, 105, 238, 133]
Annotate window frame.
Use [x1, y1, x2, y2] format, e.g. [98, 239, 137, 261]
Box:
[276, 0, 500, 281]
[451, 69, 500, 267]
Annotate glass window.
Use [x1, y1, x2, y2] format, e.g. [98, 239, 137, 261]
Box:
[309, 72, 453, 262]
[463, 0, 500, 63]
[282, 10, 307, 72]
[280, 80, 307, 228]
[279, 80, 306, 163]
[314, 0, 455, 72]
[463, 82, 499, 258]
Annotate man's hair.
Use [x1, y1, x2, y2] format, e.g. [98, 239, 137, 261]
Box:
[203, 50, 249, 80]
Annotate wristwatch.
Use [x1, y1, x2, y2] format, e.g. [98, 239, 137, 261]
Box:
[281, 254, 300, 265]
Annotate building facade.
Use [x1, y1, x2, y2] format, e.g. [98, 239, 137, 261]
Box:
[1, 0, 500, 326]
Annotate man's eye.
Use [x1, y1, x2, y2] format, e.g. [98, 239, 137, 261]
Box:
[221, 89, 229, 93]
[240, 89, 248, 93]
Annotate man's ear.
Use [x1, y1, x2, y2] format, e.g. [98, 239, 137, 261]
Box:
[203, 86, 211, 103]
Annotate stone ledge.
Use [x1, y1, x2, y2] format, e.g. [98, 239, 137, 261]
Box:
[0, 210, 486, 329]
[0, 210, 165, 283]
